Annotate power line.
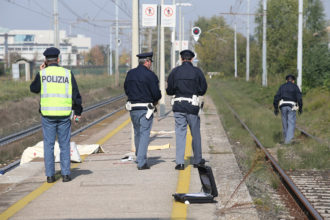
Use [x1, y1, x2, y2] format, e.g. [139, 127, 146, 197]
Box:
[90, 0, 111, 20]
[59, 0, 108, 28]
[1, 0, 109, 39]
[109, 0, 131, 18]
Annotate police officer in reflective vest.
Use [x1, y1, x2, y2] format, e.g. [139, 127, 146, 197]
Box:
[124, 52, 161, 170]
[166, 50, 208, 170]
[273, 74, 302, 144]
[30, 47, 83, 183]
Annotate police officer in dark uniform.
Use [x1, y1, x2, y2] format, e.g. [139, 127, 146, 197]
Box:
[124, 52, 161, 170]
[273, 74, 302, 144]
[30, 47, 83, 183]
[166, 50, 207, 170]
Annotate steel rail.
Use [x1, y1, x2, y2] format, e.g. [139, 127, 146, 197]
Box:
[296, 126, 329, 147]
[219, 93, 323, 220]
[0, 94, 126, 147]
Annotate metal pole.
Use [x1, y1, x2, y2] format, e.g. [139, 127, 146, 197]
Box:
[171, 0, 176, 69]
[148, 28, 152, 51]
[246, 0, 250, 81]
[182, 16, 184, 42]
[178, 5, 182, 65]
[115, 0, 119, 86]
[297, 0, 303, 90]
[53, 0, 59, 48]
[109, 26, 113, 76]
[131, 0, 139, 68]
[262, 0, 267, 86]
[159, 0, 165, 116]
[157, 5, 161, 78]
[234, 21, 237, 78]
[131, 0, 139, 152]
[4, 33, 8, 69]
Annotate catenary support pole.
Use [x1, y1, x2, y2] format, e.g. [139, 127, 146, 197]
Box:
[53, 0, 59, 48]
[262, 0, 267, 86]
[234, 21, 237, 78]
[297, 0, 303, 90]
[109, 26, 113, 76]
[131, 0, 139, 152]
[171, 0, 176, 69]
[159, 0, 166, 116]
[115, 0, 119, 86]
[246, 0, 250, 81]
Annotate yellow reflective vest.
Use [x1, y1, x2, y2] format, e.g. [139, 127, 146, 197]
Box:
[40, 66, 72, 116]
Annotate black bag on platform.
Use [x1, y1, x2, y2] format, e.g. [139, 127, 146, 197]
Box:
[172, 165, 218, 204]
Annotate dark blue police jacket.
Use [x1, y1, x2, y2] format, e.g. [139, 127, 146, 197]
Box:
[124, 64, 161, 109]
[166, 61, 207, 115]
[273, 81, 303, 110]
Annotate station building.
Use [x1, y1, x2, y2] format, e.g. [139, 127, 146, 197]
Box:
[0, 28, 91, 66]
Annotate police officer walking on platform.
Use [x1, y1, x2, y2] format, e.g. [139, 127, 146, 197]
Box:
[166, 50, 207, 170]
[124, 52, 161, 170]
[30, 47, 83, 183]
[273, 74, 302, 144]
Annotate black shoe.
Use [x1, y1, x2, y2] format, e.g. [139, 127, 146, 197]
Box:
[47, 176, 56, 183]
[175, 164, 184, 170]
[137, 163, 150, 170]
[62, 175, 72, 182]
[193, 158, 206, 168]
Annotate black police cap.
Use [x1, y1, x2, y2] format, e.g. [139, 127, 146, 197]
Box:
[136, 52, 153, 60]
[285, 74, 296, 81]
[180, 50, 195, 59]
[43, 47, 60, 58]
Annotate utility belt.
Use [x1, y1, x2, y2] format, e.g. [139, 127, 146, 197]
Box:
[171, 95, 200, 106]
[125, 101, 155, 119]
[279, 99, 299, 111]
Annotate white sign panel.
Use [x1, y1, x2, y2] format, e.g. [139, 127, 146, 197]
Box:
[142, 4, 157, 27]
[161, 5, 176, 27]
[175, 40, 189, 51]
[12, 63, 19, 80]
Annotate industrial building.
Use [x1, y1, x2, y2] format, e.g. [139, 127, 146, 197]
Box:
[0, 28, 91, 66]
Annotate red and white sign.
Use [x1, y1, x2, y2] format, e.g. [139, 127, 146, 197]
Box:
[142, 4, 157, 27]
[175, 40, 189, 51]
[161, 5, 176, 27]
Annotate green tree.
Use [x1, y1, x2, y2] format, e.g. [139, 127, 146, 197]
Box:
[255, 0, 298, 77]
[303, 0, 329, 90]
[195, 16, 235, 75]
[254, 0, 329, 89]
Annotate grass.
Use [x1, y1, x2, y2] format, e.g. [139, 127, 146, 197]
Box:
[207, 76, 329, 171]
[0, 73, 125, 137]
[0, 73, 126, 165]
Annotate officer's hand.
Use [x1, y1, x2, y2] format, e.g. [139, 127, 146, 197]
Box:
[298, 109, 302, 115]
[274, 109, 279, 116]
[73, 115, 81, 123]
[40, 62, 47, 70]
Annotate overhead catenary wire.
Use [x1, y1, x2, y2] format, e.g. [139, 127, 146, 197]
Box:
[58, 0, 108, 28]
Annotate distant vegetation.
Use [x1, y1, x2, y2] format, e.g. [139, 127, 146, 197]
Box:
[207, 76, 329, 171]
[195, 0, 329, 91]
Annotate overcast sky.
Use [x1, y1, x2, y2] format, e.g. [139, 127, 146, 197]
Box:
[1, 0, 329, 46]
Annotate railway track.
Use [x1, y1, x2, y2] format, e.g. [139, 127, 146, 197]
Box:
[0, 94, 126, 174]
[0, 94, 126, 147]
[218, 92, 326, 220]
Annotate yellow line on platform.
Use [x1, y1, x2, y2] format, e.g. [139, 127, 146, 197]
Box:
[171, 129, 193, 220]
[0, 117, 131, 220]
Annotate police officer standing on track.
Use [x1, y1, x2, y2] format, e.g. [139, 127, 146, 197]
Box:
[30, 47, 83, 183]
[166, 50, 208, 170]
[124, 52, 161, 170]
[273, 74, 302, 145]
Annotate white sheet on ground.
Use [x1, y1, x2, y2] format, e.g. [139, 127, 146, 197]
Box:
[20, 141, 103, 165]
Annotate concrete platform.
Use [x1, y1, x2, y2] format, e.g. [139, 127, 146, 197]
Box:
[0, 96, 259, 220]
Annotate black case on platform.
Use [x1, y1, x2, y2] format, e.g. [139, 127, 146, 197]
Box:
[172, 165, 218, 203]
